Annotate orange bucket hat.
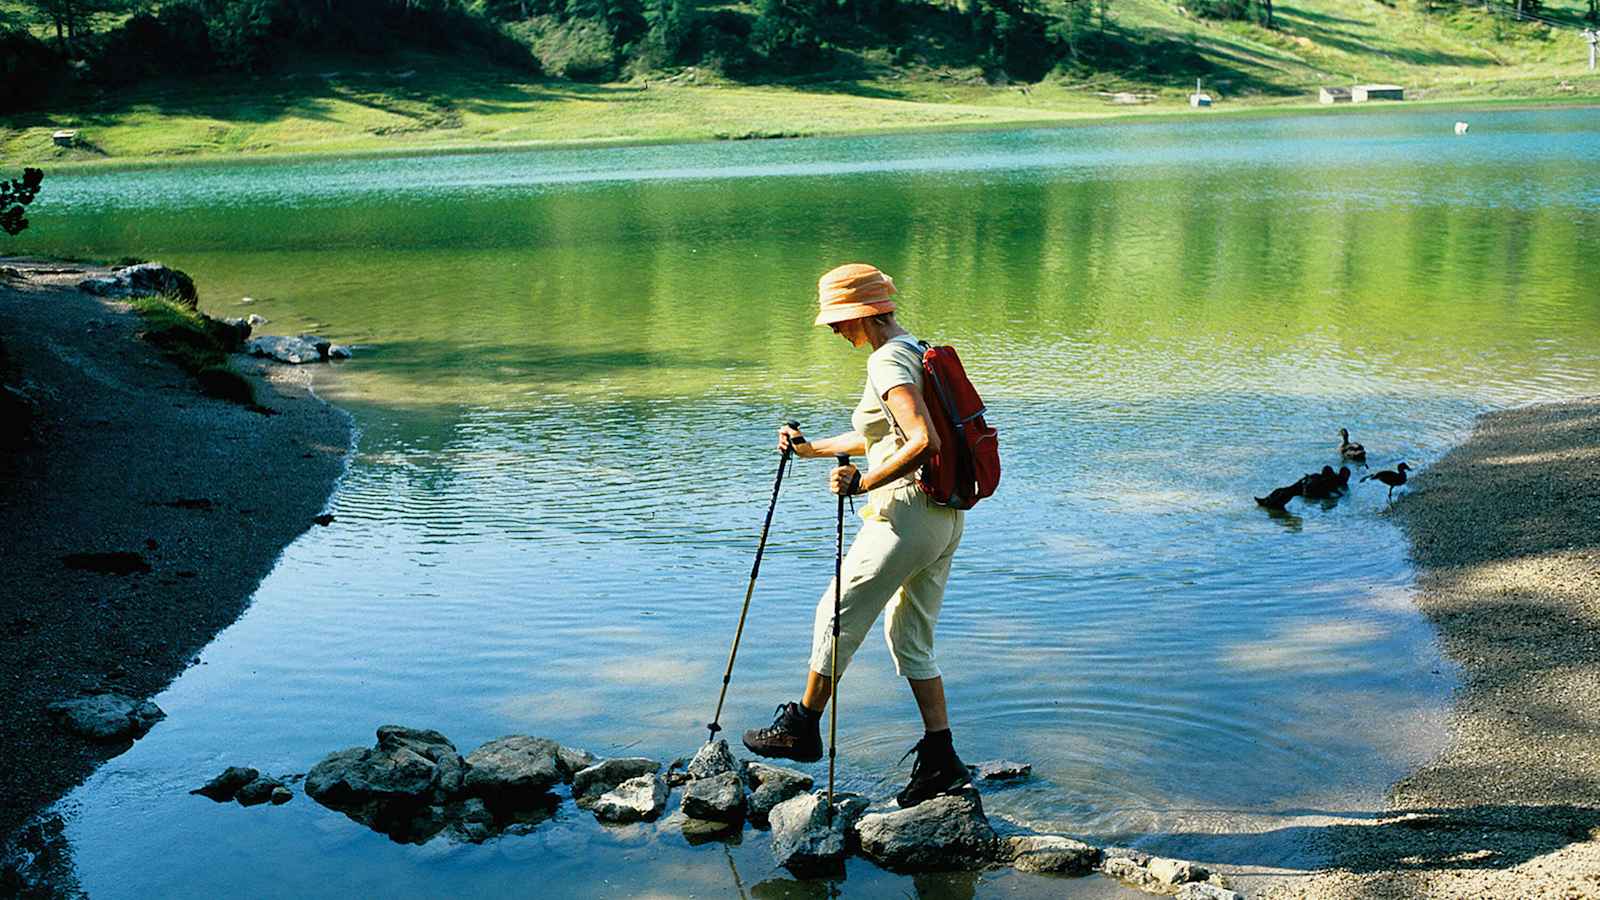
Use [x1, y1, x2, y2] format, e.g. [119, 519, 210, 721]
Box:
[815, 263, 897, 326]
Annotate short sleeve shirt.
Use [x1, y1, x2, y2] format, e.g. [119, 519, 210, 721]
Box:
[850, 335, 925, 493]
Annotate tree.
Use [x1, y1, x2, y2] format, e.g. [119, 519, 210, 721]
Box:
[1, 169, 44, 237]
[23, 0, 127, 53]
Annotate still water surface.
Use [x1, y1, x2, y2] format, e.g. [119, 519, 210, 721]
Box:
[15, 106, 1600, 897]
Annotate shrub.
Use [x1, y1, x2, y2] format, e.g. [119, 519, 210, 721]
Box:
[0, 29, 64, 113]
[507, 15, 618, 79]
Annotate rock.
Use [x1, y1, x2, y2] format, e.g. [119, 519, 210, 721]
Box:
[1007, 834, 1100, 874]
[246, 334, 327, 365]
[270, 786, 293, 805]
[685, 738, 738, 780]
[1102, 856, 1164, 892]
[556, 745, 598, 781]
[46, 693, 164, 742]
[1102, 846, 1152, 866]
[572, 757, 660, 807]
[1176, 885, 1243, 900]
[592, 774, 669, 824]
[665, 756, 691, 786]
[190, 766, 260, 801]
[246, 314, 268, 326]
[376, 725, 456, 760]
[77, 263, 198, 307]
[305, 727, 459, 807]
[463, 735, 562, 797]
[450, 797, 496, 843]
[211, 317, 252, 349]
[680, 771, 746, 823]
[1148, 857, 1205, 885]
[235, 776, 287, 807]
[0, 266, 23, 280]
[768, 791, 854, 874]
[970, 759, 1031, 781]
[744, 762, 813, 824]
[327, 344, 353, 360]
[855, 789, 998, 872]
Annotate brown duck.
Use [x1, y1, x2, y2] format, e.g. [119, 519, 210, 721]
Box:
[1338, 429, 1367, 466]
[1360, 462, 1410, 501]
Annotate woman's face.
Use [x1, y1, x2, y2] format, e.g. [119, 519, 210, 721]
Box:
[830, 317, 869, 348]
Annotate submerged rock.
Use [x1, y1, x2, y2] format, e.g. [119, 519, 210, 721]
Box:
[970, 759, 1032, 782]
[462, 735, 562, 796]
[46, 693, 164, 742]
[191, 766, 260, 802]
[572, 757, 660, 807]
[327, 344, 353, 360]
[592, 774, 669, 824]
[680, 771, 746, 823]
[246, 313, 269, 326]
[685, 739, 738, 780]
[768, 791, 866, 874]
[247, 335, 328, 365]
[1006, 834, 1099, 875]
[305, 725, 474, 843]
[854, 789, 998, 872]
[744, 761, 813, 824]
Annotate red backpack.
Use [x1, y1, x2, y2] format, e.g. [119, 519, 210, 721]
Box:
[875, 338, 1000, 510]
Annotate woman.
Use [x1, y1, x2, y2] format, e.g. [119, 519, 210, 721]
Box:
[742, 263, 970, 809]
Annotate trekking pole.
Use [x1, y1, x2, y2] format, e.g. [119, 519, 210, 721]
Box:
[827, 452, 849, 822]
[706, 420, 802, 744]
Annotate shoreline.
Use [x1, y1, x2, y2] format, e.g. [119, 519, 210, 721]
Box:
[1261, 398, 1600, 898]
[10, 92, 1598, 174]
[0, 261, 353, 854]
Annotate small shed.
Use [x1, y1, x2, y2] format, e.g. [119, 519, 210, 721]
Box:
[1352, 84, 1405, 103]
[1318, 87, 1352, 104]
[1189, 92, 1213, 108]
[52, 130, 79, 147]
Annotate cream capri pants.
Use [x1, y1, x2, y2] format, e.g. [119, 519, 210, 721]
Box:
[808, 483, 965, 682]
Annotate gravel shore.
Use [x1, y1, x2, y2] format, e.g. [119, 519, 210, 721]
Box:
[1260, 399, 1600, 899]
[0, 261, 351, 848]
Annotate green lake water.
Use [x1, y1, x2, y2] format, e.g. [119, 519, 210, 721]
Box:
[11, 105, 1600, 897]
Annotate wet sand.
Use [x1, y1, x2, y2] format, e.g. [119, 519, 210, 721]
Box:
[1260, 399, 1600, 898]
[0, 261, 351, 849]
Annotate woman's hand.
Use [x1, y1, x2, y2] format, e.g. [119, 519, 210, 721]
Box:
[830, 462, 862, 496]
[779, 424, 810, 458]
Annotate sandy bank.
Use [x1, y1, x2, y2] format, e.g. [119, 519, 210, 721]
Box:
[0, 260, 352, 847]
[1262, 399, 1600, 899]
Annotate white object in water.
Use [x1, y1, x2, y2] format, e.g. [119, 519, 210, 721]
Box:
[1454, 121, 1470, 135]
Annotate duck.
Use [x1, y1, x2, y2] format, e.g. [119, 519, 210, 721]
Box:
[1302, 465, 1352, 500]
[1338, 429, 1367, 466]
[1360, 462, 1410, 501]
[1255, 479, 1306, 510]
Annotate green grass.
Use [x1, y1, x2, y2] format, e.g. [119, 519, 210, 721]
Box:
[128, 297, 259, 408]
[3, 0, 1598, 166]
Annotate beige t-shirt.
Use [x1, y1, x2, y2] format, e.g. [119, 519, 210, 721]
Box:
[849, 335, 925, 501]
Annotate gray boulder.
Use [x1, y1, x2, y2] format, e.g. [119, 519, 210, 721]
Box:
[235, 776, 288, 807]
[78, 263, 198, 307]
[1176, 884, 1243, 900]
[1148, 857, 1206, 886]
[768, 791, 864, 874]
[685, 738, 737, 780]
[556, 745, 598, 782]
[463, 735, 562, 796]
[744, 761, 813, 824]
[855, 789, 998, 872]
[191, 766, 260, 801]
[1102, 847, 1152, 866]
[680, 771, 745, 823]
[247, 335, 327, 365]
[1102, 856, 1164, 892]
[305, 745, 437, 804]
[592, 774, 669, 824]
[46, 694, 164, 742]
[328, 344, 353, 360]
[1006, 834, 1100, 875]
[246, 313, 269, 326]
[572, 757, 661, 807]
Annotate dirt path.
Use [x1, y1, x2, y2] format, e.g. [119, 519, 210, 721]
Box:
[0, 260, 351, 851]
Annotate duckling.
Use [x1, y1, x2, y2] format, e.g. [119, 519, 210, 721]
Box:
[1338, 428, 1367, 466]
[1302, 465, 1352, 500]
[1255, 479, 1305, 510]
[1360, 462, 1410, 501]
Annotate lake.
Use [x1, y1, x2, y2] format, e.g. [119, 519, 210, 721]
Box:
[14, 105, 1600, 897]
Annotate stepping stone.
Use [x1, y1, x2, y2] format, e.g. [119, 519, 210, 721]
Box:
[855, 788, 998, 872]
[593, 774, 669, 824]
[572, 757, 660, 807]
[680, 771, 745, 823]
[1007, 834, 1100, 874]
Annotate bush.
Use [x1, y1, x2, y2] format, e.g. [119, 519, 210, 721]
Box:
[1188, 0, 1269, 23]
[695, 10, 757, 73]
[751, 0, 826, 73]
[0, 29, 65, 113]
[92, 9, 218, 85]
[507, 15, 618, 79]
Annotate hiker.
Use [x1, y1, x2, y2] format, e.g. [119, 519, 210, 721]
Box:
[742, 263, 970, 808]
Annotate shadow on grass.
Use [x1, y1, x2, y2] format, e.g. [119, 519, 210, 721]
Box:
[1274, 5, 1496, 68]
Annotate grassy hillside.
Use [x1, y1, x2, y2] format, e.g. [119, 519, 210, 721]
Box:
[3, 0, 1597, 166]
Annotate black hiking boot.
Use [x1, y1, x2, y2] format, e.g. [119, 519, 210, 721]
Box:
[895, 731, 972, 808]
[742, 701, 823, 763]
